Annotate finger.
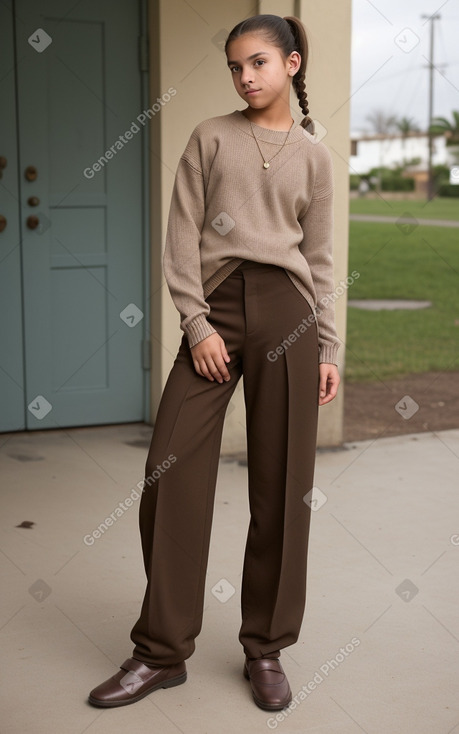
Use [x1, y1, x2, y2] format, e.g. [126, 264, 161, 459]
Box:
[204, 346, 230, 382]
[319, 393, 334, 406]
[319, 375, 339, 405]
[328, 378, 339, 399]
[203, 355, 223, 383]
[192, 359, 203, 378]
[216, 346, 231, 381]
[197, 357, 215, 382]
[319, 370, 329, 399]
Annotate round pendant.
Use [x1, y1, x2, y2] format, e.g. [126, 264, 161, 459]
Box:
[263, 161, 270, 169]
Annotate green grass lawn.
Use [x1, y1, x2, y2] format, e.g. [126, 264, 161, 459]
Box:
[350, 196, 459, 221]
[345, 214, 459, 382]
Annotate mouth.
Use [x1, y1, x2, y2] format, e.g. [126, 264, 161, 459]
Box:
[245, 89, 261, 95]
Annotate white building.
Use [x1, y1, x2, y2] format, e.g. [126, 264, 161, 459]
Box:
[350, 131, 454, 174]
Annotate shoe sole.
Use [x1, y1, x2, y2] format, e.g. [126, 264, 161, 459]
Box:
[88, 671, 187, 708]
[243, 665, 292, 711]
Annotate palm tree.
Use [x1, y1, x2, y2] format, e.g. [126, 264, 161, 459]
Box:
[429, 111, 459, 164]
[429, 110, 459, 145]
[395, 117, 421, 149]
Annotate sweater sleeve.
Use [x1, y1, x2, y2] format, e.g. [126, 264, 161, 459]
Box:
[162, 151, 217, 349]
[298, 144, 341, 365]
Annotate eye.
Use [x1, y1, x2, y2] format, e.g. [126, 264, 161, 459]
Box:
[229, 59, 265, 73]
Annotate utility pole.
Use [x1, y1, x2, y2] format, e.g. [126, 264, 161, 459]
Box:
[421, 13, 441, 201]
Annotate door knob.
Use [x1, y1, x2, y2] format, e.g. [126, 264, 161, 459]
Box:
[0, 215, 6, 232]
[28, 196, 40, 207]
[26, 215, 39, 230]
[25, 165, 37, 181]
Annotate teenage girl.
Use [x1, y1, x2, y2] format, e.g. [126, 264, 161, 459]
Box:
[89, 13, 341, 713]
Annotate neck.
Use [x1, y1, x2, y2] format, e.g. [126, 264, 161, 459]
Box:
[240, 107, 295, 132]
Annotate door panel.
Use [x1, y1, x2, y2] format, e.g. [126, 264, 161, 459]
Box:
[0, 1, 25, 431]
[1, 0, 145, 431]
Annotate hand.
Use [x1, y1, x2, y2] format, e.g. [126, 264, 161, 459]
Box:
[190, 332, 231, 383]
[318, 363, 340, 406]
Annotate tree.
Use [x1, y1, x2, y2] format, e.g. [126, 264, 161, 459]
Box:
[365, 109, 399, 136]
[429, 111, 459, 165]
[395, 117, 422, 149]
[429, 110, 459, 145]
[364, 109, 399, 192]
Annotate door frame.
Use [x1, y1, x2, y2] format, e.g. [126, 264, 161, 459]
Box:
[139, 0, 151, 425]
[3, 0, 152, 431]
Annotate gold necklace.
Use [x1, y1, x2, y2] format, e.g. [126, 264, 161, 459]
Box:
[249, 118, 295, 169]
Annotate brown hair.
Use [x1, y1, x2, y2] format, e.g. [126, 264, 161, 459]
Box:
[224, 14, 314, 134]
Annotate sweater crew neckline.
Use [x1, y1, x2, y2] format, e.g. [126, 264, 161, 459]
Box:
[231, 109, 309, 145]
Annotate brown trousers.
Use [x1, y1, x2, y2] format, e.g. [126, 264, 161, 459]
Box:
[130, 259, 320, 665]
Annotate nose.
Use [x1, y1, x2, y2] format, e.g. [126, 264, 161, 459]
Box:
[239, 66, 254, 87]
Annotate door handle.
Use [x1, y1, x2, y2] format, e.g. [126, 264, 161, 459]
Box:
[26, 215, 39, 230]
[25, 165, 38, 181]
[0, 215, 6, 232]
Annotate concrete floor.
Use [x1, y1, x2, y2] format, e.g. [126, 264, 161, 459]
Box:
[1, 422, 458, 734]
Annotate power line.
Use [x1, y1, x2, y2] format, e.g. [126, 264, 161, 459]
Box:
[351, 62, 448, 85]
[437, 19, 450, 66]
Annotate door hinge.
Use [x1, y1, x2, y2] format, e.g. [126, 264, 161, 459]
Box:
[142, 339, 151, 370]
[139, 35, 149, 72]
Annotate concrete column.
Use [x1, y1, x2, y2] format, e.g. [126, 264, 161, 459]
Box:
[298, 0, 352, 446]
[148, 0, 351, 450]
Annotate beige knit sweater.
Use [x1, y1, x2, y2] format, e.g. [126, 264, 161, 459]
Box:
[163, 109, 341, 365]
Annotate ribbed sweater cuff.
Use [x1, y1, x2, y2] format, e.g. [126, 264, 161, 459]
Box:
[319, 343, 340, 366]
[185, 314, 217, 348]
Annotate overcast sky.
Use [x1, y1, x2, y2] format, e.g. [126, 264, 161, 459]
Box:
[350, 0, 459, 134]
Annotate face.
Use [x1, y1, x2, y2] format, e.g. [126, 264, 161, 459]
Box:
[226, 33, 300, 110]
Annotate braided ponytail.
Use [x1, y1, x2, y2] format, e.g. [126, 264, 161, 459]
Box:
[283, 16, 315, 134]
[224, 14, 315, 134]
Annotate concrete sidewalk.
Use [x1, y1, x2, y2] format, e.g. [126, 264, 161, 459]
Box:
[349, 213, 459, 228]
[1, 423, 458, 734]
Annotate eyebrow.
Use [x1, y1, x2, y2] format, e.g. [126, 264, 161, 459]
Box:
[226, 51, 270, 67]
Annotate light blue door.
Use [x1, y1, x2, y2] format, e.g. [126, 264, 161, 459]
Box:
[0, 2, 25, 431]
[0, 0, 147, 431]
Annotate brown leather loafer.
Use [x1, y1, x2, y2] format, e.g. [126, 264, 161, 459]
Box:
[243, 656, 292, 711]
[88, 657, 187, 708]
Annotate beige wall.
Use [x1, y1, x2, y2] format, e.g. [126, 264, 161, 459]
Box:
[148, 0, 352, 450]
[296, 0, 352, 446]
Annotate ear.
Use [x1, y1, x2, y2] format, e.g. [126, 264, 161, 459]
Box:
[287, 51, 301, 76]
